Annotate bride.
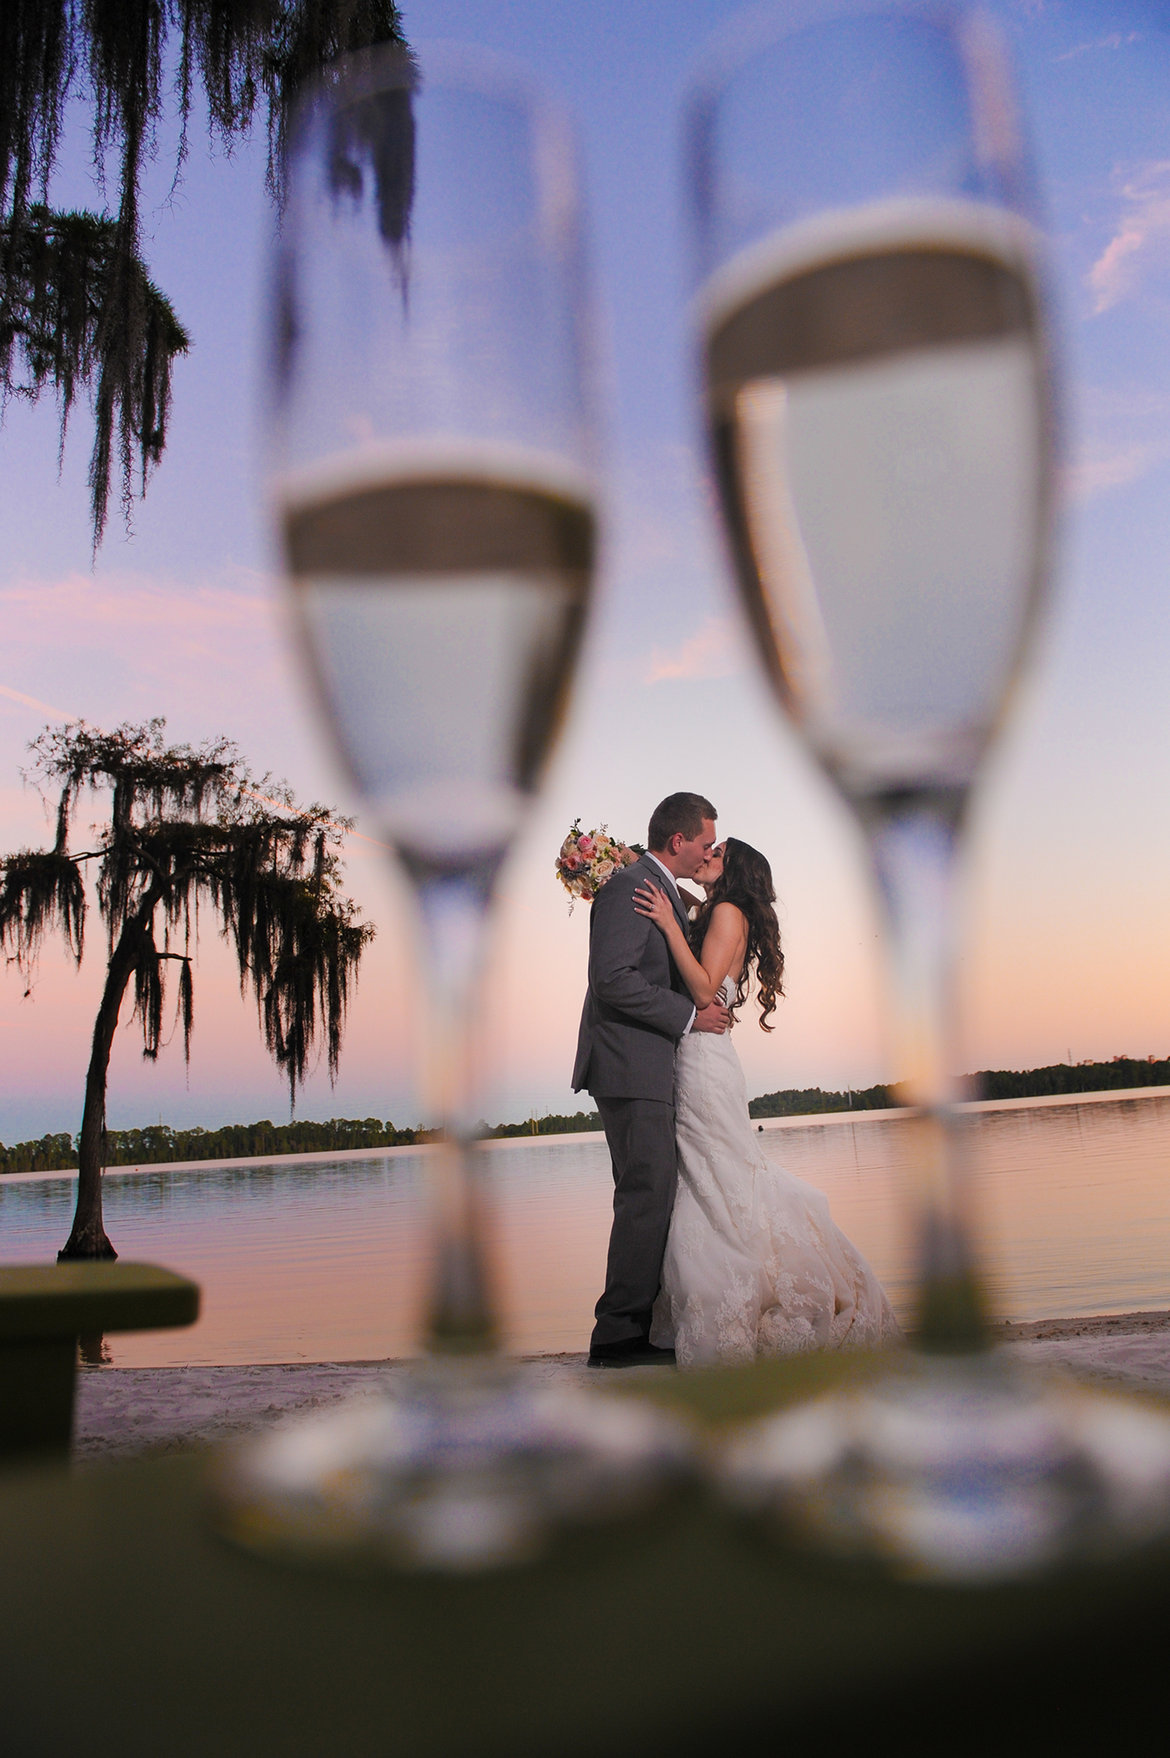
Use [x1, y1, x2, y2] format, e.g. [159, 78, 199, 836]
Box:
[633, 838, 899, 1367]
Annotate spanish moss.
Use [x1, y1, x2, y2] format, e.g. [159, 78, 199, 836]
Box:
[0, 848, 86, 968]
[1, 0, 412, 546]
[0, 204, 190, 539]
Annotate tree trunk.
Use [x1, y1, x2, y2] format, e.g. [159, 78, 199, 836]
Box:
[58, 905, 155, 1260]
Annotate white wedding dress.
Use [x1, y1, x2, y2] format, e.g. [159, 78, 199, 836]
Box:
[651, 1015, 899, 1368]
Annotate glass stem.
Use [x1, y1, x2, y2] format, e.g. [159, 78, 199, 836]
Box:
[413, 872, 500, 1356]
[864, 796, 986, 1353]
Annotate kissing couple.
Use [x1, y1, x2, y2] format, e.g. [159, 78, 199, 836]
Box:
[573, 791, 898, 1369]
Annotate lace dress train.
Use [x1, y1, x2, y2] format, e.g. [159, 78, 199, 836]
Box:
[651, 1029, 899, 1367]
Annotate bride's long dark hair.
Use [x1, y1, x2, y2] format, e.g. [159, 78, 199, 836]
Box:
[692, 837, 785, 1031]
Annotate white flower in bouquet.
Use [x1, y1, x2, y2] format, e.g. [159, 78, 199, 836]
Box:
[555, 820, 642, 910]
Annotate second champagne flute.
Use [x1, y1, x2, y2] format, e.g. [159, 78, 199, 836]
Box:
[690, 0, 1170, 1580]
[214, 42, 689, 1575]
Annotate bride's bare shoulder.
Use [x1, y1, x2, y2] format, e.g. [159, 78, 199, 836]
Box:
[704, 900, 748, 945]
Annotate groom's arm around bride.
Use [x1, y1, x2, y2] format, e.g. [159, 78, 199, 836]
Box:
[572, 792, 728, 1366]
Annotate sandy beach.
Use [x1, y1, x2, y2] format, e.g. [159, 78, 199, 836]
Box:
[71, 1308, 1170, 1463]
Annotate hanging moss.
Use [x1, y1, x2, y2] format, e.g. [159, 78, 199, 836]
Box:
[0, 0, 412, 547]
[0, 846, 86, 969]
[0, 204, 190, 539]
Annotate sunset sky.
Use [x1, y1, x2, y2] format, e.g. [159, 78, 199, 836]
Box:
[2, 0, 1169, 1144]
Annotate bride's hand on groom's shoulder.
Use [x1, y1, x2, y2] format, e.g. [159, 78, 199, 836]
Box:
[632, 882, 674, 929]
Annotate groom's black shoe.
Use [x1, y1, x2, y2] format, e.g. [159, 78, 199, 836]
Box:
[587, 1339, 676, 1369]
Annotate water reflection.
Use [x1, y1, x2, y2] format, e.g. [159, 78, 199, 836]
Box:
[3, 1096, 1170, 1365]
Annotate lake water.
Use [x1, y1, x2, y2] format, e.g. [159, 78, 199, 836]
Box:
[4, 1090, 1170, 1367]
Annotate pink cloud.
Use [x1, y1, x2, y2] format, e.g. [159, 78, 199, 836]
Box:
[645, 615, 740, 683]
[0, 567, 273, 636]
[1057, 32, 1141, 63]
[0, 570, 391, 872]
[0, 570, 277, 676]
[1088, 161, 1170, 315]
[1061, 438, 1170, 503]
[0, 569, 282, 724]
[0, 683, 75, 719]
[1061, 385, 1170, 503]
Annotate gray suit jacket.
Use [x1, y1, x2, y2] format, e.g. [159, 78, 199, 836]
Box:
[571, 855, 696, 1102]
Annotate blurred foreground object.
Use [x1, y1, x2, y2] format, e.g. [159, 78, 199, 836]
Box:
[8, 1351, 1170, 1755]
[689, 0, 1170, 1578]
[0, 1261, 198, 1461]
[218, 39, 690, 1575]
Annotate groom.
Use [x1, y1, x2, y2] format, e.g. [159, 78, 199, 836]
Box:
[572, 792, 730, 1367]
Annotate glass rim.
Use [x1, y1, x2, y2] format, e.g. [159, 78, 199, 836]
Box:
[280, 35, 586, 261]
[683, 0, 1033, 289]
[685, 0, 978, 101]
[284, 35, 576, 155]
[683, 0, 1014, 160]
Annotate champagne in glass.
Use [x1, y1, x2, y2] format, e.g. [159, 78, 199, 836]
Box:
[214, 44, 689, 1575]
[282, 446, 596, 884]
[691, 3, 1170, 1580]
[705, 198, 1047, 815]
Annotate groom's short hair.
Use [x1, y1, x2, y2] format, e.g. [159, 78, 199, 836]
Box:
[648, 792, 717, 852]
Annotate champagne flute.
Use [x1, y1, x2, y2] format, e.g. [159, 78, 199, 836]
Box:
[690, 0, 1170, 1580]
[214, 42, 688, 1574]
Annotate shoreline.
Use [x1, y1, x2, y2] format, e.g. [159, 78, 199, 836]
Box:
[72, 1309, 1170, 1465]
[996, 1307, 1170, 1341]
[9, 1082, 1170, 1185]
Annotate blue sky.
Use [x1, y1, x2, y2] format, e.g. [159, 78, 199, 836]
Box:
[2, 0, 1169, 1142]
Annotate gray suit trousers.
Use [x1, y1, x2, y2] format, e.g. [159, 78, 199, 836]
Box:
[591, 1094, 678, 1349]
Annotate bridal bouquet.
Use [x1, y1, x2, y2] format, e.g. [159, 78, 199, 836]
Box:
[556, 820, 643, 908]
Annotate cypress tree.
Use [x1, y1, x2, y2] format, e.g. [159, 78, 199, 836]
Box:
[0, 718, 374, 1257]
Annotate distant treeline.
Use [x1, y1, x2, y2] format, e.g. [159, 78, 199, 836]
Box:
[6, 1059, 1169, 1173]
[0, 1110, 603, 1174]
[0, 1117, 421, 1176]
[749, 1085, 895, 1119]
[480, 1110, 600, 1140]
[749, 1056, 1170, 1120]
[1, 1132, 80, 1175]
[976, 1057, 1170, 1101]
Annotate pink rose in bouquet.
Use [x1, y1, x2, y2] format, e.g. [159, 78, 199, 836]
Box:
[555, 819, 644, 910]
